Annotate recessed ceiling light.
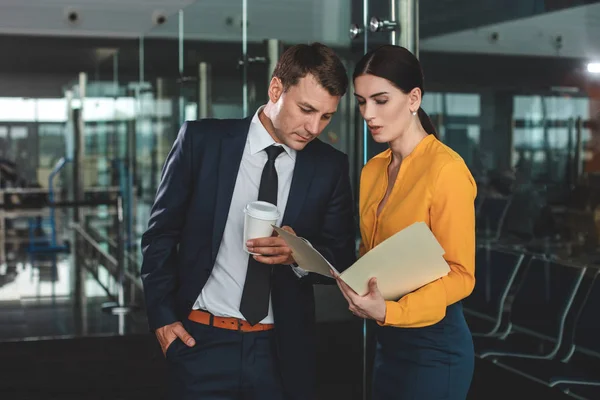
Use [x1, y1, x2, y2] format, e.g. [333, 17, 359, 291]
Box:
[587, 62, 600, 74]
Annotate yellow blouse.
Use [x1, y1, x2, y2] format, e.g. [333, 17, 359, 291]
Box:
[359, 134, 477, 328]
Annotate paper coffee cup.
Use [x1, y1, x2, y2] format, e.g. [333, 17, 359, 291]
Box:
[243, 201, 280, 254]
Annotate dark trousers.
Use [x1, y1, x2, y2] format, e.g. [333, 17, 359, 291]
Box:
[372, 302, 475, 400]
[165, 318, 283, 400]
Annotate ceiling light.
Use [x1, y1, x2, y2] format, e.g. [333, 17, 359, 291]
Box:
[587, 62, 600, 74]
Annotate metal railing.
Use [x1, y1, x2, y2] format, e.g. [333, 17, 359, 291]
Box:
[1, 188, 141, 335]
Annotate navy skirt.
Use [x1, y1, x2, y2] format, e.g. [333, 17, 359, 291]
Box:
[372, 302, 474, 400]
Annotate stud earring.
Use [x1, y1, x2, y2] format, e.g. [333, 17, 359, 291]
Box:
[412, 111, 417, 116]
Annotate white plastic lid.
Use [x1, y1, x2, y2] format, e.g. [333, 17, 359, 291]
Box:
[244, 201, 280, 221]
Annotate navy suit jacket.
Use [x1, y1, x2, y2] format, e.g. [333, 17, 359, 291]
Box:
[141, 117, 356, 399]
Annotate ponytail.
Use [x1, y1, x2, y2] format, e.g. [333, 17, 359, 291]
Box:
[417, 107, 437, 138]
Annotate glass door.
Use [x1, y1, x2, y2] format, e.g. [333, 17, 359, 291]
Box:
[347, 2, 420, 398]
[348, 5, 372, 398]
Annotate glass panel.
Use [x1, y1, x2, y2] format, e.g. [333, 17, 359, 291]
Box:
[0, 125, 8, 161]
[62, 53, 139, 301]
[512, 95, 589, 185]
[416, 10, 600, 390]
[135, 0, 245, 217]
[0, 126, 8, 159]
[182, 1, 245, 118]
[139, 8, 184, 209]
[445, 93, 480, 116]
[9, 126, 32, 182]
[38, 123, 66, 185]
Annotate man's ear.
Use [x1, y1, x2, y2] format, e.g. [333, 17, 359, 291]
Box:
[268, 77, 284, 103]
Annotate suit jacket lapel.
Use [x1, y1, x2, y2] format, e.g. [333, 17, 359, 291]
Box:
[282, 143, 316, 227]
[211, 118, 252, 263]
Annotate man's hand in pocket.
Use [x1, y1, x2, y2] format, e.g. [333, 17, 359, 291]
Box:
[155, 321, 196, 356]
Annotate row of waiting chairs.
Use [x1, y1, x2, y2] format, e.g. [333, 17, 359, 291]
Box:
[464, 244, 600, 399]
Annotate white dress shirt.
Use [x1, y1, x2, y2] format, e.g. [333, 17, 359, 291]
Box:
[193, 107, 297, 324]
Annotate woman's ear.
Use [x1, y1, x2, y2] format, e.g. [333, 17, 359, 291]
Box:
[409, 87, 422, 112]
[268, 77, 284, 103]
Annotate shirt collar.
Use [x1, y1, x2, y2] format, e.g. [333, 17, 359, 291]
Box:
[248, 105, 296, 161]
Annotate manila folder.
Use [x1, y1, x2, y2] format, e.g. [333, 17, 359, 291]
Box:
[340, 222, 450, 300]
[272, 226, 338, 277]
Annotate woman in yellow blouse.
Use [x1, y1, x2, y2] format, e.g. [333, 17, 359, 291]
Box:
[334, 45, 477, 399]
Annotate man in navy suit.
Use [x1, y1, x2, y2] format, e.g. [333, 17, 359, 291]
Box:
[141, 42, 356, 400]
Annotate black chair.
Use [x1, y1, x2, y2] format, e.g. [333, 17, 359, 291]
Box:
[474, 257, 586, 361]
[548, 269, 600, 399]
[464, 246, 526, 337]
[487, 269, 600, 399]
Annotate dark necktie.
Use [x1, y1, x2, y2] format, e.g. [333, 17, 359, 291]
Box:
[239, 145, 285, 325]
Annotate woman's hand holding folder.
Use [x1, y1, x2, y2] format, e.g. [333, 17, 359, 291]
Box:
[332, 269, 386, 323]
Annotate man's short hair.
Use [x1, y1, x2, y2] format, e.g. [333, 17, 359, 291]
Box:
[272, 42, 348, 97]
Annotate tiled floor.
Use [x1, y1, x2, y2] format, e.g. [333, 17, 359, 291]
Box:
[0, 253, 149, 342]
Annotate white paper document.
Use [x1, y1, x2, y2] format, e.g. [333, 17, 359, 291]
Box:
[273, 222, 450, 301]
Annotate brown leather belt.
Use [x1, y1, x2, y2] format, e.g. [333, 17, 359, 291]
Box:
[188, 309, 275, 332]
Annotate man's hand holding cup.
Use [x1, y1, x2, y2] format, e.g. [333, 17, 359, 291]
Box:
[243, 201, 296, 265]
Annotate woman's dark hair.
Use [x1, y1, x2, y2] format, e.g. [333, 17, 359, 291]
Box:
[353, 45, 437, 137]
